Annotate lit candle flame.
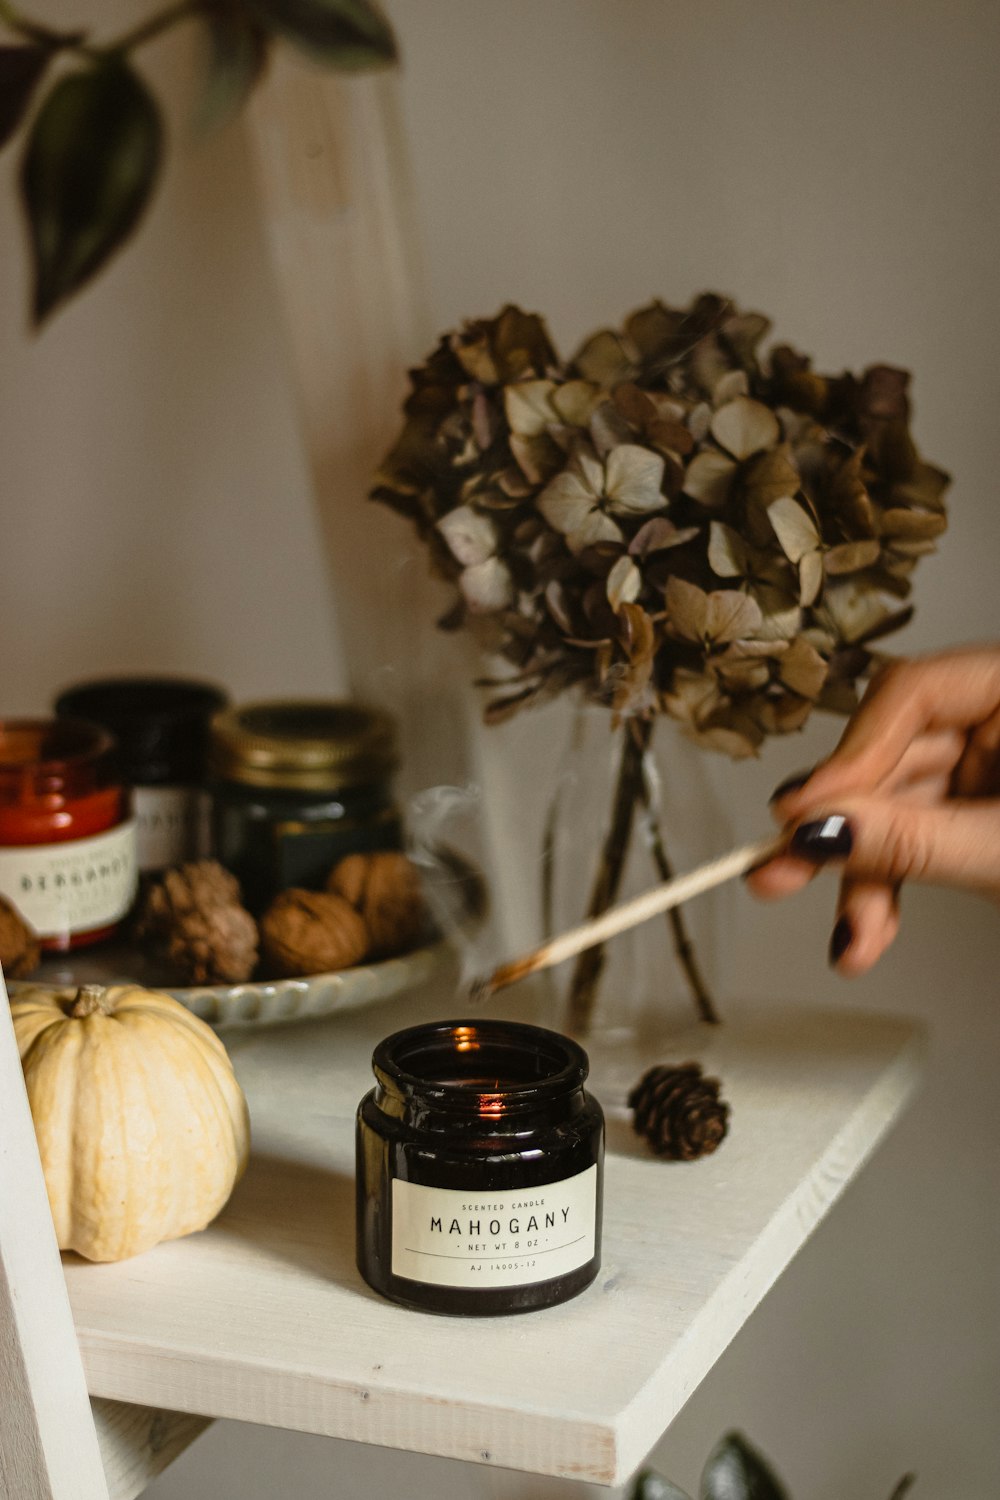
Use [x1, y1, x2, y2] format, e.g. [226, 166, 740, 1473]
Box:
[453, 1025, 478, 1053]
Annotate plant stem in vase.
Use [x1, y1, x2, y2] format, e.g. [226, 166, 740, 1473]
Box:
[637, 742, 720, 1026]
[567, 718, 720, 1036]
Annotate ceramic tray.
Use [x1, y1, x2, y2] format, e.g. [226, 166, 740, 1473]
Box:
[14, 935, 454, 1030]
[13, 853, 485, 1030]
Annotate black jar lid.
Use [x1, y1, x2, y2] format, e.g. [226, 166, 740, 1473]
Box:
[209, 700, 398, 793]
[54, 676, 228, 786]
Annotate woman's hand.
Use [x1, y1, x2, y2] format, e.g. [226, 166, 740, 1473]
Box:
[747, 646, 1000, 975]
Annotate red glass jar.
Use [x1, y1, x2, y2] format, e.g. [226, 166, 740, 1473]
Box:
[0, 719, 137, 952]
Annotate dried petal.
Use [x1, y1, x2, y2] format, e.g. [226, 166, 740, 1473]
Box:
[799, 549, 825, 607]
[778, 637, 828, 698]
[710, 396, 780, 461]
[820, 581, 892, 644]
[665, 576, 709, 641]
[604, 444, 666, 514]
[768, 496, 821, 563]
[572, 328, 635, 386]
[504, 379, 557, 436]
[552, 380, 601, 427]
[892, 462, 950, 512]
[705, 589, 763, 643]
[545, 579, 574, 633]
[630, 516, 701, 558]
[824, 539, 882, 575]
[662, 668, 722, 726]
[879, 508, 948, 540]
[437, 505, 496, 567]
[742, 445, 801, 508]
[509, 431, 561, 484]
[683, 449, 737, 509]
[460, 557, 514, 613]
[566, 509, 623, 553]
[606, 555, 641, 610]
[713, 368, 749, 405]
[708, 521, 748, 578]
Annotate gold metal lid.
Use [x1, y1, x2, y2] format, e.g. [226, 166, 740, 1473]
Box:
[209, 701, 398, 792]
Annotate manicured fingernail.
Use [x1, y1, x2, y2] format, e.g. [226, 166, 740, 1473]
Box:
[769, 770, 812, 804]
[790, 814, 854, 861]
[829, 915, 853, 965]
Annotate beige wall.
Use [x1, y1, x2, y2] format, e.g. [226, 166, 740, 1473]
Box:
[2, 1, 999, 1496]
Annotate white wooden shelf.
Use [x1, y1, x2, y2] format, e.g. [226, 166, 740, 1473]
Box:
[63, 990, 923, 1486]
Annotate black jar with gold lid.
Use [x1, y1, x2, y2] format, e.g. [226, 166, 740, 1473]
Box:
[356, 1018, 604, 1316]
[209, 700, 401, 913]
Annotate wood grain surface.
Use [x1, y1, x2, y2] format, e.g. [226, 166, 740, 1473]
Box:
[64, 987, 924, 1485]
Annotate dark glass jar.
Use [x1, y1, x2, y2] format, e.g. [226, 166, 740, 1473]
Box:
[0, 719, 136, 951]
[55, 676, 227, 874]
[209, 701, 401, 914]
[356, 1019, 604, 1316]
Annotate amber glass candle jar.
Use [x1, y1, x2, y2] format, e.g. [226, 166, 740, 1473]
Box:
[0, 719, 136, 951]
[356, 1019, 604, 1316]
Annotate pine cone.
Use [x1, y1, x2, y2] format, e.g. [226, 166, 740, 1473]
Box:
[0, 894, 40, 979]
[627, 1062, 730, 1160]
[135, 860, 259, 984]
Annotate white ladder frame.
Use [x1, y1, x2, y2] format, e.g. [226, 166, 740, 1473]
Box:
[0, 967, 209, 1500]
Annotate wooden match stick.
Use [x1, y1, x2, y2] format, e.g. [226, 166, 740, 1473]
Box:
[471, 832, 787, 1001]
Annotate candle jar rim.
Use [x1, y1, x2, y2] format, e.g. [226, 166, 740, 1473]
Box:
[372, 1018, 589, 1115]
[0, 717, 116, 782]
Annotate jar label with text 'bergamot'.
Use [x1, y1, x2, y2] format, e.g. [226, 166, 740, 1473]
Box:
[0, 821, 137, 938]
[391, 1165, 597, 1289]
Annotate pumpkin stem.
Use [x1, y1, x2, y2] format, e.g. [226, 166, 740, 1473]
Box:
[70, 984, 115, 1018]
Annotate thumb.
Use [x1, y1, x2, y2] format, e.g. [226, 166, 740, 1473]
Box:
[788, 797, 1000, 894]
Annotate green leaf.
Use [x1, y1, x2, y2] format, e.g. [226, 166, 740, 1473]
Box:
[200, 12, 270, 132]
[21, 60, 163, 325]
[700, 1432, 789, 1500]
[246, 0, 397, 67]
[0, 46, 49, 151]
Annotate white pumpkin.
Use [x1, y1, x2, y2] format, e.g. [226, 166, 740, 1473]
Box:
[11, 982, 250, 1262]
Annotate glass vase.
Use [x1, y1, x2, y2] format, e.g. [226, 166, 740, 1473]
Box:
[540, 703, 734, 1044]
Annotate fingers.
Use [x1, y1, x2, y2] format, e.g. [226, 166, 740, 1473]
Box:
[777, 648, 1000, 810]
[745, 852, 817, 901]
[829, 879, 901, 977]
[783, 795, 1000, 893]
[953, 703, 1000, 797]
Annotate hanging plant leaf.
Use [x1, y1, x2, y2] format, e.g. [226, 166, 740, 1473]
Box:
[700, 1432, 789, 1500]
[0, 45, 50, 150]
[21, 58, 163, 325]
[246, 0, 397, 67]
[200, 11, 270, 132]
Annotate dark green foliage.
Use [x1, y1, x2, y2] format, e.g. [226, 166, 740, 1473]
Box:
[21, 59, 163, 323]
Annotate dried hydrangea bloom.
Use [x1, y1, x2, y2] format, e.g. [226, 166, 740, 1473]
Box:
[372, 294, 949, 759]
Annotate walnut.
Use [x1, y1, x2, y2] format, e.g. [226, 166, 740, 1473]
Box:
[327, 851, 426, 956]
[135, 860, 258, 984]
[0, 895, 40, 979]
[260, 889, 368, 977]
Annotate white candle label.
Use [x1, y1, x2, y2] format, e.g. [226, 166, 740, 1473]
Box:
[0, 821, 138, 938]
[132, 785, 207, 871]
[391, 1165, 597, 1289]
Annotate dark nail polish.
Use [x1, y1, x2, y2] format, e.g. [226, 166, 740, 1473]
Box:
[829, 915, 853, 965]
[769, 770, 812, 804]
[790, 815, 854, 861]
